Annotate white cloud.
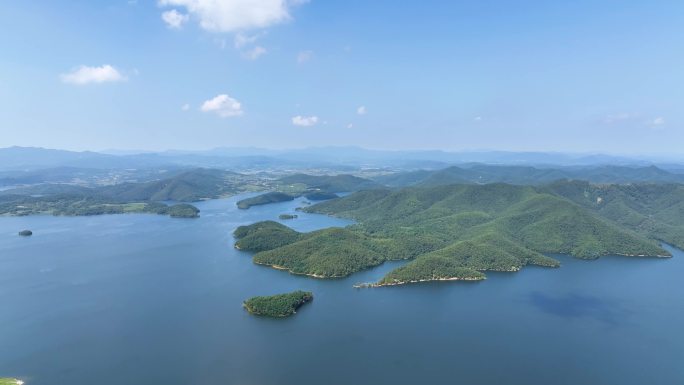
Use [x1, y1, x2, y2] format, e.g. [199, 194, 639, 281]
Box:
[60, 65, 126, 85]
[242, 46, 267, 60]
[297, 50, 313, 63]
[181, 103, 190, 111]
[292, 115, 318, 126]
[234, 32, 262, 48]
[650, 117, 666, 127]
[347, 123, 353, 129]
[162, 9, 189, 28]
[474, 116, 482, 121]
[158, 0, 308, 33]
[201, 94, 243, 117]
[357, 106, 366, 115]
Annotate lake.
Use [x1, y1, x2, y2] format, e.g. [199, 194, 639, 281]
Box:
[1, 194, 683, 385]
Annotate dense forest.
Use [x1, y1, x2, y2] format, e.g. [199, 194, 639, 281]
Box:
[243, 291, 313, 317]
[304, 191, 339, 200]
[235, 183, 672, 286]
[543, 180, 684, 250]
[236, 192, 294, 209]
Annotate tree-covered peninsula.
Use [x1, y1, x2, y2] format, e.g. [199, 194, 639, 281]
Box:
[243, 291, 313, 317]
[236, 183, 671, 286]
[304, 191, 339, 200]
[236, 192, 294, 209]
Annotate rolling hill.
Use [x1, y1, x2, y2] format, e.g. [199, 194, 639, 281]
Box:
[236, 183, 669, 285]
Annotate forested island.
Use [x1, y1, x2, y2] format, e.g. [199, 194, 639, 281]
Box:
[243, 291, 313, 317]
[237, 192, 294, 209]
[235, 182, 677, 286]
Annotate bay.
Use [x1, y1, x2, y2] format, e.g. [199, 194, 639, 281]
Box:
[1, 193, 683, 385]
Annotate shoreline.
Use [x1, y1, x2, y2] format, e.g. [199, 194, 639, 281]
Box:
[355, 276, 486, 288]
[253, 261, 343, 279]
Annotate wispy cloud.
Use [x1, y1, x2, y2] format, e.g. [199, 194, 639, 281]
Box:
[60, 65, 126, 85]
[357, 106, 367, 115]
[201, 94, 244, 117]
[649, 117, 666, 128]
[242, 46, 267, 60]
[292, 115, 318, 126]
[297, 50, 313, 64]
[161, 9, 189, 29]
[234, 32, 263, 48]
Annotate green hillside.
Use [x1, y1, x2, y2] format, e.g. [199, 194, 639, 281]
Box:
[374, 164, 684, 187]
[234, 221, 301, 251]
[99, 168, 242, 201]
[0, 194, 200, 217]
[545, 180, 684, 249]
[251, 227, 395, 277]
[236, 192, 294, 209]
[278, 173, 381, 192]
[292, 184, 668, 284]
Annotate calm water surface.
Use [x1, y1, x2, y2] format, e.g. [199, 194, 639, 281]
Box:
[1, 194, 683, 385]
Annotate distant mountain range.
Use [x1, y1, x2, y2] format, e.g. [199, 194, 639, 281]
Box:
[374, 164, 684, 186]
[3, 146, 684, 172]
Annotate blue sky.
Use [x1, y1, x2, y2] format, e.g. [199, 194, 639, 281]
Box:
[0, 1, 682, 153]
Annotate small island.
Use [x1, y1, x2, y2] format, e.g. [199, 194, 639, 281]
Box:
[18, 230, 32, 237]
[166, 203, 200, 218]
[278, 213, 298, 220]
[0, 378, 24, 385]
[243, 290, 313, 318]
[237, 192, 294, 209]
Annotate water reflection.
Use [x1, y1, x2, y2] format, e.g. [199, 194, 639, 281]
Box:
[528, 291, 630, 326]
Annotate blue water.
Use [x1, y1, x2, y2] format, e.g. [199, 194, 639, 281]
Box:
[1, 194, 683, 385]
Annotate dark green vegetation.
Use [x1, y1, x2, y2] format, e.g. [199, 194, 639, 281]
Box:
[236, 183, 673, 286]
[18, 230, 32, 236]
[278, 174, 380, 192]
[234, 222, 398, 276]
[0, 168, 267, 217]
[234, 221, 302, 252]
[0, 194, 199, 218]
[278, 213, 298, 220]
[99, 168, 244, 201]
[1, 168, 256, 201]
[166, 204, 200, 218]
[243, 291, 313, 317]
[237, 192, 294, 209]
[304, 191, 339, 200]
[544, 181, 684, 250]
